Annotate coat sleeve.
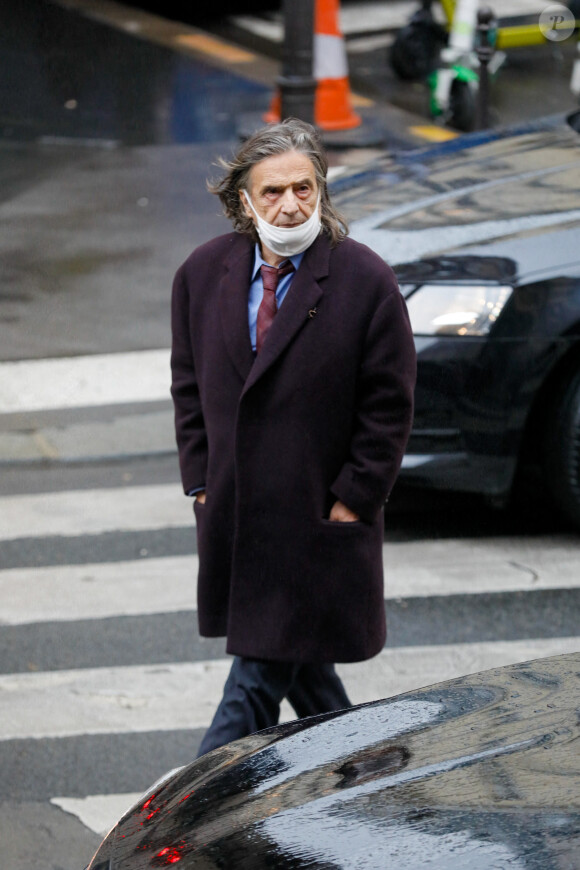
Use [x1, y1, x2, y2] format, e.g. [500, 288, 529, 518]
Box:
[170, 263, 208, 495]
[330, 281, 416, 523]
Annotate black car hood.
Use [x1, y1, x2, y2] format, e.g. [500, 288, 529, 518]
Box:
[88, 652, 580, 869]
[333, 115, 580, 280]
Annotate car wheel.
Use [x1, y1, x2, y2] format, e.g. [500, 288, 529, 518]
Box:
[390, 23, 441, 81]
[448, 79, 476, 131]
[543, 368, 580, 528]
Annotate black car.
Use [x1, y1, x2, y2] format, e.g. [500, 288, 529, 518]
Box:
[87, 651, 580, 868]
[333, 111, 580, 528]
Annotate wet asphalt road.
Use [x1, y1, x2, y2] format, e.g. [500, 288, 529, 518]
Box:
[0, 1, 277, 363]
[0, 0, 270, 146]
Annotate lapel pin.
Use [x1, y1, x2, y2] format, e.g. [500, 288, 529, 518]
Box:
[308, 307, 318, 319]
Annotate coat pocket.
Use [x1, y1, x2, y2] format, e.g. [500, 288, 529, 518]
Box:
[319, 517, 366, 530]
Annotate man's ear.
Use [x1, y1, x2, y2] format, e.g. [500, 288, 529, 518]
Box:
[240, 190, 253, 221]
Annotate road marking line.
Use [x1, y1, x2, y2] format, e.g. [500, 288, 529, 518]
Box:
[2, 408, 175, 465]
[0, 660, 227, 740]
[52, 793, 143, 837]
[1, 537, 578, 625]
[385, 536, 580, 597]
[0, 349, 170, 413]
[0, 484, 191, 541]
[0, 557, 197, 625]
[409, 125, 459, 142]
[340, 1, 421, 33]
[230, 14, 283, 42]
[2, 637, 577, 741]
[347, 33, 394, 53]
[351, 92, 375, 108]
[175, 33, 256, 63]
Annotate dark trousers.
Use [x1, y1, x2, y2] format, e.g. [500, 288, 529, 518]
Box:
[196, 656, 352, 758]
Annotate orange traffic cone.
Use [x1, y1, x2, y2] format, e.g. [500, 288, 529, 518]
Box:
[265, 0, 361, 131]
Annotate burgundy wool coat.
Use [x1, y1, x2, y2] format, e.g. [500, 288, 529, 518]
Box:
[170, 230, 416, 663]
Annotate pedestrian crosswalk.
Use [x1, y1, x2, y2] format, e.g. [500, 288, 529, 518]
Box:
[1, 353, 579, 850]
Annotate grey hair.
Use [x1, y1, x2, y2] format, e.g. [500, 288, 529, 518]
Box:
[208, 118, 348, 246]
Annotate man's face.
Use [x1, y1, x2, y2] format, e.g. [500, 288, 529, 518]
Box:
[241, 150, 319, 228]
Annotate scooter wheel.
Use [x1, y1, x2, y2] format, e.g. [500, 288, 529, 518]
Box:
[448, 79, 475, 131]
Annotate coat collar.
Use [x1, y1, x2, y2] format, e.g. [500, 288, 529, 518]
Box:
[218, 233, 332, 391]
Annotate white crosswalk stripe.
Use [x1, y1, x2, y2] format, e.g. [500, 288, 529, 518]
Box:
[0, 350, 170, 413]
[1, 537, 578, 626]
[2, 354, 580, 844]
[0, 557, 198, 624]
[51, 794, 146, 838]
[0, 484, 191, 541]
[4, 637, 580, 743]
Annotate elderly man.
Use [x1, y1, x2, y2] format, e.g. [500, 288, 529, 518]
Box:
[170, 118, 416, 757]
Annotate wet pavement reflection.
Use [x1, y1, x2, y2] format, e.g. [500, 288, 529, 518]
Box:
[0, 0, 269, 145]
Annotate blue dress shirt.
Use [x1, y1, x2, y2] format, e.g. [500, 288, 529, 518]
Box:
[248, 246, 304, 352]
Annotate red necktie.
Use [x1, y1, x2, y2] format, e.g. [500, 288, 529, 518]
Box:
[256, 262, 295, 353]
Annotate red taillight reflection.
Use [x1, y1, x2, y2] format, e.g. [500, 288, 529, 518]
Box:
[157, 847, 182, 864]
[142, 794, 156, 810]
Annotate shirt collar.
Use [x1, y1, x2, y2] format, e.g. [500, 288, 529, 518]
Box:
[251, 245, 304, 281]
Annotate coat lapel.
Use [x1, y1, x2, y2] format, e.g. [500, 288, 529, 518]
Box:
[218, 237, 255, 382]
[242, 234, 331, 395]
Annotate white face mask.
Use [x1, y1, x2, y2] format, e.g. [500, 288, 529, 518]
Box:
[242, 190, 322, 258]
